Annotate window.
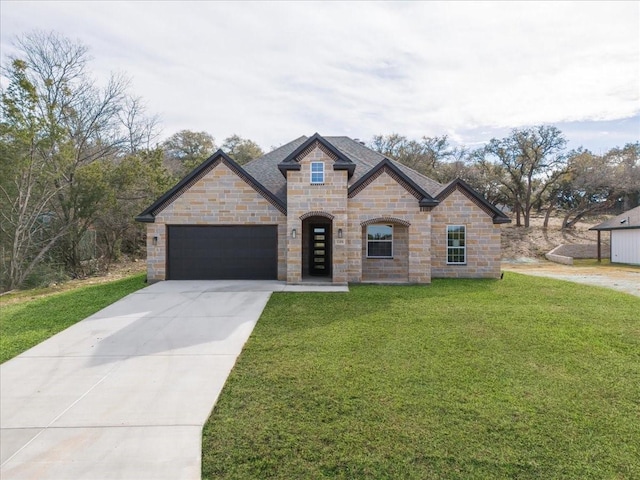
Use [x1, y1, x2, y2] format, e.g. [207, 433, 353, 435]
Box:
[310, 162, 324, 184]
[367, 224, 393, 258]
[447, 225, 466, 264]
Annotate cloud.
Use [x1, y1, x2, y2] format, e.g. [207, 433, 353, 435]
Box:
[1, 1, 638, 151]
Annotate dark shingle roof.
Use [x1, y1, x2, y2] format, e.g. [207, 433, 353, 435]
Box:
[137, 134, 509, 224]
[242, 136, 307, 202]
[590, 206, 640, 231]
[243, 135, 444, 200]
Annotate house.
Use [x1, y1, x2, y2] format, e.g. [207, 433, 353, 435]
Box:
[590, 205, 640, 265]
[136, 134, 510, 284]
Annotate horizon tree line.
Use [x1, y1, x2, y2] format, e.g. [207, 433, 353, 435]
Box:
[1, 31, 638, 290]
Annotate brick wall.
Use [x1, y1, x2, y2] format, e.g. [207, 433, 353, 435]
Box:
[347, 171, 431, 283]
[146, 161, 286, 282]
[430, 188, 501, 278]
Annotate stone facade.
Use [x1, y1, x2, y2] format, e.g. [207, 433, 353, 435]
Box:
[146, 161, 286, 282]
[430, 188, 501, 278]
[361, 224, 409, 282]
[285, 146, 348, 283]
[347, 171, 431, 283]
[139, 136, 507, 284]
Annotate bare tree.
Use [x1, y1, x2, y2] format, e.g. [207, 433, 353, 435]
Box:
[1, 31, 139, 287]
[0, 54, 68, 289]
[370, 134, 456, 178]
[119, 95, 161, 154]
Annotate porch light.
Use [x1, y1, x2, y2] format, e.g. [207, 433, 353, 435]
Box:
[338, 228, 343, 238]
[152, 236, 158, 246]
[292, 228, 297, 239]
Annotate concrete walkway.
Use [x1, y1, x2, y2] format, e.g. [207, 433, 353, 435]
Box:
[1, 280, 347, 480]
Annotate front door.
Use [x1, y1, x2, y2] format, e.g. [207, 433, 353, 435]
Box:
[309, 224, 331, 276]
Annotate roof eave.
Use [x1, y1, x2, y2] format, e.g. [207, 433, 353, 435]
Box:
[333, 162, 356, 178]
[135, 213, 156, 223]
[283, 132, 355, 162]
[419, 198, 439, 207]
[437, 178, 510, 223]
[348, 157, 438, 206]
[135, 151, 226, 223]
[136, 149, 287, 221]
[277, 162, 302, 177]
[589, 225, 640, 231]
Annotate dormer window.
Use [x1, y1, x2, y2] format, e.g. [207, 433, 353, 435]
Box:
[311, 162, 324, 184]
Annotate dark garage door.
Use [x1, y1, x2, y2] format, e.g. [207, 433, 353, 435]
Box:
[167, 225, 278, 280]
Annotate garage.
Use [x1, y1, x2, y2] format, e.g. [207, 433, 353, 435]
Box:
[167, 225, 278, 280]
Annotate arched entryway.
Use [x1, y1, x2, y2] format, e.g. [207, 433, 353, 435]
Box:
[301, 212, 334, 279]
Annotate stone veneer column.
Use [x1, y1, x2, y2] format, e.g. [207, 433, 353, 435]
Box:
[146, 223, 166, 282]
[286, 217, 302, 283]
[331, 213, 348, 284]
[408, 216, 431, 283]
[284, 145, 349, 284]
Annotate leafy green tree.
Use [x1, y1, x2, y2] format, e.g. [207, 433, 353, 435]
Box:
[221, 134, 264, 165]
[482, 125, 567, 227]
[0, 57, 67, 289]
[163, 130, 216, 175]
[94, 148, 174, 264]
[552, 143, 640, 229]
[606, 142, 640, 210]
[1, 31, 157, 287]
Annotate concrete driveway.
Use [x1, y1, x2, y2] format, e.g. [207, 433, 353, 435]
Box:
[1, 280, 347, 480]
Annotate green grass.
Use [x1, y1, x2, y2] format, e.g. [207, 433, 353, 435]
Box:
[0, 273, 146, 363]
[203, 274, 640, 479]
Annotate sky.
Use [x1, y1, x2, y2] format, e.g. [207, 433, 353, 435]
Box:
[1, 1, 639, 154]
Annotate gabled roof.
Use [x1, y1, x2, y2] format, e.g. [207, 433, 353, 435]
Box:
[436, 178, 511, 224]
[347, 157, 439, 207]
[137, 135, 510, 224]
[589, 205, 640, 231]
[243, 136, 306, 202]
[242, 135, 445, 202]
[135, 150, 286, 222]
[277, 133, 356, 178]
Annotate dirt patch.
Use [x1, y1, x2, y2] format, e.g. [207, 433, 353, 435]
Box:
[502, 260, 640, 297]
[498, 214, 640, 296]
[0, 260, 146, 305]
[500, 215, 610, 262]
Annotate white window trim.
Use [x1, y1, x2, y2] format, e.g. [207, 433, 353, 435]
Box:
[310, 162, 325, 184]
[366, 224, 394, 258]
[446, 225, 467, 265]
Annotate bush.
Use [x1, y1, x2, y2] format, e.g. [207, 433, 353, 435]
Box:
[20, 262, 70, 289]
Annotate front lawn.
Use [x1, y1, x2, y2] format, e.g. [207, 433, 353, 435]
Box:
[203, 274, 639, 479]
[0, 273, 146, 363]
